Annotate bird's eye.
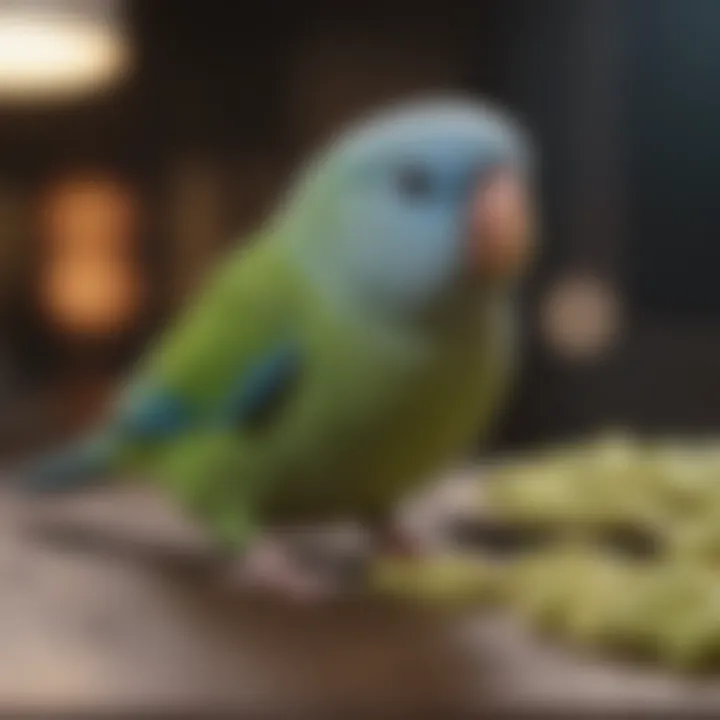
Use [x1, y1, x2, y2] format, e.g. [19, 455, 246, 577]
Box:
[395, 165, 433, 200]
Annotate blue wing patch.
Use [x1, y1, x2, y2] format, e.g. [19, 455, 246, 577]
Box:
[113, 342, 300, 439]
[221, 341, 301, 430]
[116, 385, 195, 440]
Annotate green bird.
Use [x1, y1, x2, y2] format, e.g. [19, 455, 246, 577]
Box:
[24, 97, 536, 591]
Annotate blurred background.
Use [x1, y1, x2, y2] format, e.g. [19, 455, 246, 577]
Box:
[1, 0, 720, 712]
[0, 0, 716, 461]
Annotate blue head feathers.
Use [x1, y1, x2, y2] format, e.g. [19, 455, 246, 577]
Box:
[280, 96, 536, 315]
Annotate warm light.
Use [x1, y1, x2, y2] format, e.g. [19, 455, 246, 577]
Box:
[39, 175, 143, 337]
[0, 1, 130, 100]
[541, 274, 622, 362]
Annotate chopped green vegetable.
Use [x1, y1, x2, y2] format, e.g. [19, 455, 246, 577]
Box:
[371, 430, 720, 672]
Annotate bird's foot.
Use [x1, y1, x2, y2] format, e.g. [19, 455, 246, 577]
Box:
[350, 523, 432, 593]
[224, 537, 342, 603]
[375, 522, 432, 560]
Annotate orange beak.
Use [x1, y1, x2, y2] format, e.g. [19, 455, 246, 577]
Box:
[468, 168, 534, 281]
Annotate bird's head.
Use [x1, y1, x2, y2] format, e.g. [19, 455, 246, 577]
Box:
[280, 97, 537, 317]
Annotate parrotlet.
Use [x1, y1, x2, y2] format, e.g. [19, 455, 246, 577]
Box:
[24, 97, 537, 590]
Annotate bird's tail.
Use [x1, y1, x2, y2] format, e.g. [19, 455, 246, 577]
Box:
[18, 431, 118, 495]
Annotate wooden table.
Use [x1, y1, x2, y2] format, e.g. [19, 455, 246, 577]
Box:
[3, 477, 720, 715]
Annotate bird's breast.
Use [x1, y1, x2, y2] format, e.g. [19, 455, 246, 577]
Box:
[262, 310, 507, 522]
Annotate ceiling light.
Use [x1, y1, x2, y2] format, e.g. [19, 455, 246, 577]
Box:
[0, 0, 130, 101]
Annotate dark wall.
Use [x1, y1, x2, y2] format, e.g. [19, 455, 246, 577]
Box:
[627, 0, 720, 319]
[6, 0, 720, 455]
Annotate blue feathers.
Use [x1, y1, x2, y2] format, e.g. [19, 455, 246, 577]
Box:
[22, 433, 115, 494]
[117, 387, 195, 440]
[221, 341, 301, 430]
[120, 342, 300, 437]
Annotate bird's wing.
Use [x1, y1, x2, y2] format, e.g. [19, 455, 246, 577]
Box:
[114, 241, 303, 447]
[22, 241, 305, 495]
